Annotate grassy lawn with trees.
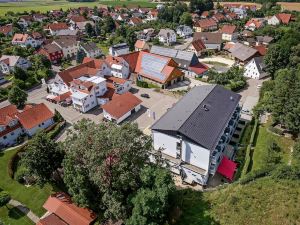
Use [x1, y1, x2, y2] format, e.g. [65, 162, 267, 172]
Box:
[0, 0, 156, 16]
[0, 149, 57, 217]
[0, 205, 34, 225]
[251, 119, 295, 172]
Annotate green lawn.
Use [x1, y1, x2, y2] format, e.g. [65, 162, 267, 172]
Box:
[251, 120, 294, 172]
[0, 205, 34, 225]
[174, 178, 300, 225]
[0, 0, 157, 16]
[0, 149, 58, 217]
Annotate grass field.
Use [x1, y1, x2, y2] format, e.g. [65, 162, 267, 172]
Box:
[277, 2, 300, 12]
[0, 149, 58, 217]
[0, 205, 34, 225]
[251, 119, 294, 172]
[0, 0, 157, 17]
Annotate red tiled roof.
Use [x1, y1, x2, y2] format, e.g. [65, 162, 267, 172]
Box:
[0, 24, 12, 35]
[102, 92, 142, 119]
[119, 51, 141, 73]
[17, 103, 54, 130]
[105, 55, 126, 67]
[188, 63, 209, 75]
[130, 17, 142, 25]
[0, 105, 19, 126]
[37, 213, 68, 225]
[70, 15, 86, 23]
[190, 39, 206, 51]
[101, 86, 120, 100]
[48, 23, 69, 31]
[276, 13, 292, 24]
[53, 91, 72, 103]
[201, 11, 209, 17]
[105, 76, 128, 85]
[59, 58, 105, 86]
[12, 33, 28, 43]
[194, 18, 217, 29]
[134, 40, 146, 49]
[43, 192, 97, 225]
[245, 19, 263, 28]
[254, 45, 267, 56]
[220, 24, 237, 34]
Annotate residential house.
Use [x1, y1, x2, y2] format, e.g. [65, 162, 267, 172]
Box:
[11, 33, 43, 48]
[0, 24, 13, 36]
[176, 25, 193, 38]
[18, 15, 33, 28]
[102, 92, 142, 124]
[226, 12, 238, 21]
[151, 85, 241, 185]
[105, 76, 132, 94]
[134, 40, 150, 51]
[146, 9, 158, 21]
[37, 43, 64, 64]
[109, 43, 130, 56]
[186, 39, 206, 57]
[134, 51, 184, 88]
[254, 45, 267, 56]
[231, 7, 247, 19]
[45, 23, 70, 36]
[268, 13, 292, 25]
[245, 18, 265, 31]
[228, 43, 259, 64]
[0, 103, 54, 147]
[193, 32, 223, 51]
[136, 28, 156, 41]
[200, 11, 209, 19]
[244, 56, 267, 79]
[150, 46, 208, 78]
[255, 36, 273, 46]
[129, 17, 143, 26]
[37, 192, 97, 225]
[157, 29, 177, 46]
[105, 56, 130, 79]
[212, 13, 227, 23]
[220, 25, 238, 41]
[193, 19, 218, 32]
[80, 42, 103, 58]
[0, 55, 31, 74]
[32, 13, 48, 22]
[52, 36, 79, 59]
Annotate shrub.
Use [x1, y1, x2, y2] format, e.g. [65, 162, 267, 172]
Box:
[7, 145, 26, 179]
[15, 167, 29, 184]
[268, 126, 284, 136]
[239, 167, 272, 185]
[136, 80, 149, 88]
[271, 164, 300, 180]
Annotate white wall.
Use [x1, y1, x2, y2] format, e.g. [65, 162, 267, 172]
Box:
[244, 60, 267, 79]
[152, 131, 210, 172]
[26, 118, 54, 137]
[0, 127, 23, 146]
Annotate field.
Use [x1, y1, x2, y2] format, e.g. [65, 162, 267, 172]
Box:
[277, 2, 300, 12]
[0, 148, 58, 217]
[0, 0, 157, 17]
[217, 1, 262, 8]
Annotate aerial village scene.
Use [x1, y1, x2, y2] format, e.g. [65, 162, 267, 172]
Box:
[0, 0, 300, 224]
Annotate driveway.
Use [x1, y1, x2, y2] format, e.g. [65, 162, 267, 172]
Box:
[238, 77, 268, 104]
[127, 86, 178, 134]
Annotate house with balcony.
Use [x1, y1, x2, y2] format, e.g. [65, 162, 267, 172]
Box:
[0, 55, 31, 75]
[151, 85, 241, 185]
[52, 36, 79, 59]
[11, 33, 43, 48]
[105, 56, 130, 79]
[157, 29, 177, 46]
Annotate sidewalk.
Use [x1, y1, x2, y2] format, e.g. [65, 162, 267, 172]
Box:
[9, 199, 39, 223]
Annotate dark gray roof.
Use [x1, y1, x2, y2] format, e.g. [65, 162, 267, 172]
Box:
[229, 43, 258, 62]
[256, 35, 274, 44]
[252, 56, 266, 73]
[80, 42, 100, 52]
[150, 46, 199, 67]
[111, 43, 129, 51]
[152, 85, 241, 150]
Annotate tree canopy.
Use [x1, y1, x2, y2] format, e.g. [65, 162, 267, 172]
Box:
[8, 85, 28, 109]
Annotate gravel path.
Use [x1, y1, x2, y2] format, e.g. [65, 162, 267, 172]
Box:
[9, 199, 39, 223]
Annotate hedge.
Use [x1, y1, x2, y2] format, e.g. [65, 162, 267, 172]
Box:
[136, 80, 149, 88]
[241, 119, 258, 178]
[7, 145, 27, 179]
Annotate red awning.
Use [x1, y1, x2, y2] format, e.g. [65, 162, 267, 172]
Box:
[217, 156, 237, 181]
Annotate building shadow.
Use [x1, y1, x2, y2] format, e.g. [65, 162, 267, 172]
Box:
[121, 105, 148, 124]
[130, 87, 140, 94]
[8, 206, 28, 220]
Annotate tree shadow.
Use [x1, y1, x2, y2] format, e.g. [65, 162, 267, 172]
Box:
[169, 189, 220, 225]
[8, 206, 27, 220]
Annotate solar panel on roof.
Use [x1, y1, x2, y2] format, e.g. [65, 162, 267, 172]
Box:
[141, 54, 168, 81]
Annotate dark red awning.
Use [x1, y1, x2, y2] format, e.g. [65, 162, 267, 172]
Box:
[217, 156, 237, 181]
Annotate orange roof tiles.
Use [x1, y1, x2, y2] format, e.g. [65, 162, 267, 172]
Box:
[194, 18, 217, 29]
[37, 213, 67, 225]
[48, 23, 69, 31]
[102, 92, 142, 119]
[276, 13, 292, 24]
[254, 45, 267, 56]
[190, 39, 206, 51]
[0, 105, 19, 126]
[42, 192, 97, 225]
[12, 33, 29, 43]
[220, 25, 237, 34]
[17, 103, 54, 130]
[134, 40, 146, 49]
[0, 24, 12, 35]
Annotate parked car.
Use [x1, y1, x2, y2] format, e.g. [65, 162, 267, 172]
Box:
[141, 93, 150, 98]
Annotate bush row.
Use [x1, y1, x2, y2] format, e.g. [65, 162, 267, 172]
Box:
[240, 119, 258, 178]
[7, 145, 27, 179]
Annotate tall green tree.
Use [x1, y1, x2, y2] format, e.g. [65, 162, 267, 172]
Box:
[62, 120, 151, 219]
[180, 12, 193, 26]
[8, 85, 28, 109]
[85, 23, 94, 37]
[22, 131, 64, 184]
